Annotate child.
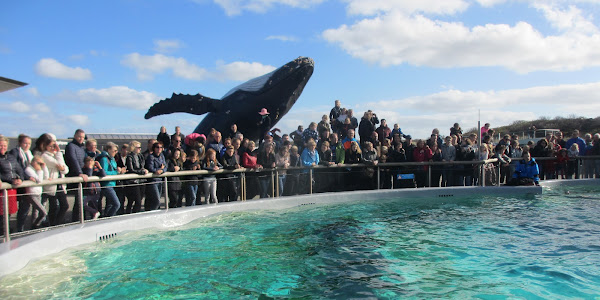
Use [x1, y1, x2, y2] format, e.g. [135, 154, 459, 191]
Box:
[567, 143, 580, 178]
[556, 148, 568, 179]
[167, 148, 184, 208]
[220, 145, 240, 201]
[82, 156, 105, 219]
[183, 150, 201, 206]
[201, 148, 222, 204]
[23, 156, 49, 229]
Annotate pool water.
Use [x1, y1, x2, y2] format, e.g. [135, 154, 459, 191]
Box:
[2, 186, 600, 299]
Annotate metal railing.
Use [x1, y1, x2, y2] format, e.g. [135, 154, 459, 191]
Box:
[3, 155, 600, 242]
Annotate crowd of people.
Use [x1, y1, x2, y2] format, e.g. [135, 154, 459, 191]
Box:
[2, 100, 600, 232]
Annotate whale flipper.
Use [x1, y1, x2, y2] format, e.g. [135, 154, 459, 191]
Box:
[145, 93, 222, 119]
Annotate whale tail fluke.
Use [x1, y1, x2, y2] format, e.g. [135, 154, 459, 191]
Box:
[145, 93, 222, 119]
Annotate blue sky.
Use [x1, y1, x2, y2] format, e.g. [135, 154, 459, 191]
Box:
[2, 0, 600, 140]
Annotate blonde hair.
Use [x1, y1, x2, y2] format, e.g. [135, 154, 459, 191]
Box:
[86, 139, 97, 147]
[128, 140, 141, 152]
[104, 142, 118, 151]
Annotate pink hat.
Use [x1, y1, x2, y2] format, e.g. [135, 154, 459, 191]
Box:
[258, 108, 270, 115]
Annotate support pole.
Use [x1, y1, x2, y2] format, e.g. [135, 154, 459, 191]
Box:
[376, 166, 380, 190]
[164, 177, 169, 211]
[242, 172, 246, 201]
[275, 170, 279, 198]
[428, 166, 432, 187]
[78, 182, 85, 224]
[3, 189, 9, 243]
[309, 168, 313, 194]
[271, 170, 275, 198]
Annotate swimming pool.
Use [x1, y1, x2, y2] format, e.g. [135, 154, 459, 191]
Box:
[0, 183, 599, 298]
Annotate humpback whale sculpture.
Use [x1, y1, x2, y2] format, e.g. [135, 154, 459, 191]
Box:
[145, 56, 314, 141]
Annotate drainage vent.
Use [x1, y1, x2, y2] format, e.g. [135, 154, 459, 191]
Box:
[438, 194, 454, 198]
[98, 233, 118, 241]
[300, 202, 316, 206]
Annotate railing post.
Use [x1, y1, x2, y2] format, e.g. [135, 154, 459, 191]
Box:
[481, 163, 486, 187]
[78, 182, 85, 224]
[3, 189, 9, 243]
[309, 168, 313, 194]
[242, 172, 246, 201]
[275, 170, 279, 197]
[376, 166, 380, 190]
[164, 177, 169, 211]
[497, 164, 501, 187]
[271, 170, 275, 198]
[428, 166, 431, 187]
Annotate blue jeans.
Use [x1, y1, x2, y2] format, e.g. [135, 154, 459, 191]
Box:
[146, 181, 163, 211]
[102, 187, 120, 217]
[185, 184, 198, 206]
[278, 175, 286, 197]
[259, 176, 271, 198]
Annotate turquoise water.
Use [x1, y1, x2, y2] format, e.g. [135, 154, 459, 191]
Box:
[2, 186, 600, 299]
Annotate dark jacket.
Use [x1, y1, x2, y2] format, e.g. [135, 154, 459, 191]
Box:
[146, 153, 166, 182]
[65, 140, 86, 177]
[183, 160, 201, 184]
[0, 152, 24, 183]
[167, 158, 183, 190]
[82, 166, 106, 195]
[257, 151, 276, 169]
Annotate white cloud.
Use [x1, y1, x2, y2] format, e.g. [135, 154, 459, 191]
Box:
[35, 58, 93, 80]
[65, 86, 160, 110]
[35, 103, 51, 113]
[213, 0, 325, 16]
[344, 0, 469, 16]
[214, 61, 276, 81]
[356, 81, 600, 139]
[265, 35, 299, 42]
[154, 39, 185, 53]
[322, 7, 600, 73]
[67, 114, 90, 127]
[3, 101, 31, 113]
[122, 53, 275, 81]
[27, 87, 40, 97]
[534, 3, 598, 34]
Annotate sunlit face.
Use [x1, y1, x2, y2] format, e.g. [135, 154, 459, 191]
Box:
[173, 138, 182, 147]
[0, 141, 8, 155]
[74, 132, 85, 144]
[134, 144, 142, 153]
[20, 138, 31, 151]
[173, 150, 181, 160]
[153, 144, 163, 155]
[46, 141, 57, 152]
[348, 130, 354, 138]
[108, 146, 118, 157]
[226, 148, 234, 157]
[87, 142, 97, 152]
[232, 139, 241, 149]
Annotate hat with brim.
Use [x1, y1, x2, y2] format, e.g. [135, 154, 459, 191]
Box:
[258, 108, 270, 115]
